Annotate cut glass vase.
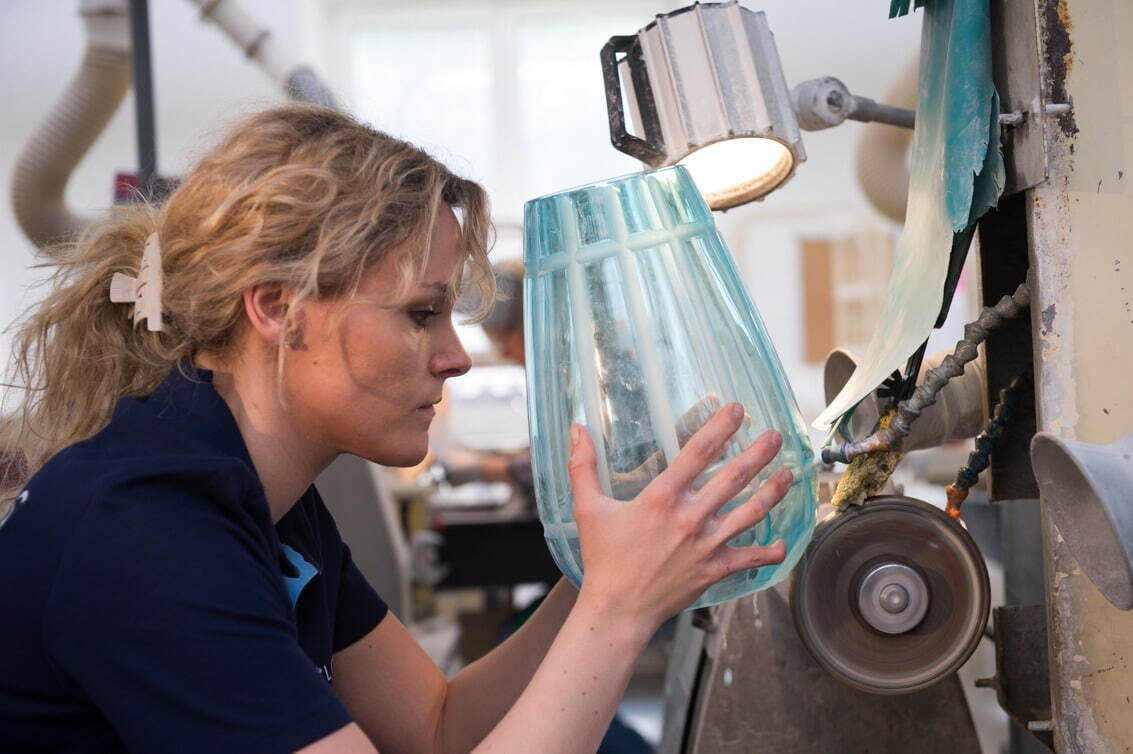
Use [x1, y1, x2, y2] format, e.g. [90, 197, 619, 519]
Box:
[523, 165, 816, 609]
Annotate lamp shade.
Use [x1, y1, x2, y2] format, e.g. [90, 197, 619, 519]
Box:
[601, 1, 805, 209]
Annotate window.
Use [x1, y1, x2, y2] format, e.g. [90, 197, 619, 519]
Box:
[333, 1, 663, 356]
[800, 225, 897, 363]
[340, 1, 657, 226]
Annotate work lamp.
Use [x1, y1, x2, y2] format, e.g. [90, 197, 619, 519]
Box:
[602, 1, 913, 210]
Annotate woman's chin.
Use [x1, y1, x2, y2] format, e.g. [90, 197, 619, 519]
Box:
[367, 443, 429, 468]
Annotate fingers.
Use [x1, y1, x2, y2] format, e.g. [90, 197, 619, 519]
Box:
[674, 394, 722, 445]
[652, 403, 745, 493]
[710, 467, 794, 547]
[692, 429, 783, 517]
[566, 424, 604, 503]
[717, 540, 788, 578]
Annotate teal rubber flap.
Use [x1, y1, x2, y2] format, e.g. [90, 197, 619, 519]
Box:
[815, 0, 1003, 432]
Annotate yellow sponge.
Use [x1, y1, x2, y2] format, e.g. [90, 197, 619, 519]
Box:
[831, 409, 905, 509]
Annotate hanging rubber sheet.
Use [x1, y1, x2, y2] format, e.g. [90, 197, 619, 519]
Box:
[814, 0, 1004, 433]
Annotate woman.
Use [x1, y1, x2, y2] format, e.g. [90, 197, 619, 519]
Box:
[0, 106, 791, 753]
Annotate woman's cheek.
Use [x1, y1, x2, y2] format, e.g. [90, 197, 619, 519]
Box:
[338, 316, 400, 389]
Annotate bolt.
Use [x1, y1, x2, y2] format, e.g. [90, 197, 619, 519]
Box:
[879, 584, 909, 613]
[826, 90, 845, 111]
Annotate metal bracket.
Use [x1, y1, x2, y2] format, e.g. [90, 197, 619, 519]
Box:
[990, 0, 1050, 196]
[974, 605, 1054, 750]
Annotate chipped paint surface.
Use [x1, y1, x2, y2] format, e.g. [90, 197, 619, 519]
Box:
[1033, 0, 1133, 750]
[1041, 304, 1057, 333]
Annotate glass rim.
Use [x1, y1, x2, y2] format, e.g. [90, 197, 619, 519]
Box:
[522, 164, 695, 209]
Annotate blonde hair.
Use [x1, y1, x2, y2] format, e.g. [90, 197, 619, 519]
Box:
[5, 104, 493, 487]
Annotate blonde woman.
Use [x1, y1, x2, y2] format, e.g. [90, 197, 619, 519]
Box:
[0, 106, 791, 754]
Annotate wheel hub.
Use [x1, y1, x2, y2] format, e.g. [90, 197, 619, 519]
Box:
[858, 562, 929, 634]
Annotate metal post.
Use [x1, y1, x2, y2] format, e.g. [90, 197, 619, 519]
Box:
[128, 0, 157, 199]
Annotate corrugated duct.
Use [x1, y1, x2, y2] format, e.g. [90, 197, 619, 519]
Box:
[10, 1, 133, 249]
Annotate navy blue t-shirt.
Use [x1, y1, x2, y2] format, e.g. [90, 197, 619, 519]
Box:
[0, 365, 388, 752]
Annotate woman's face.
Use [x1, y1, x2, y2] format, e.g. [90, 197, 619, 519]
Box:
[283, 207, 472, 466]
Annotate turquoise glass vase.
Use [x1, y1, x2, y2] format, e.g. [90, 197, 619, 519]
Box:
[523, 165, 816, 609]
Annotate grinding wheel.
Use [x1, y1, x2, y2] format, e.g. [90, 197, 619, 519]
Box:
[790, 495, 990, 695]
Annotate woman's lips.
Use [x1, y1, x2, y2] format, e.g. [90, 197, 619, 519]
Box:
[417, 404, 436, 417]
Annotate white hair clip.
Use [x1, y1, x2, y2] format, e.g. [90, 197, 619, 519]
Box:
[109, 232, 165, 332]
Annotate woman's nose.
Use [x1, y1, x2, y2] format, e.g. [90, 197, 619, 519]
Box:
[432, 330, 472, 379]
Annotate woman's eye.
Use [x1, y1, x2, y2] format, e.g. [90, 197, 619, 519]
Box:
[409, 309, 438, 327]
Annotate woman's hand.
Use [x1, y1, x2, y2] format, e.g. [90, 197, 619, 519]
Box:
[568, 403, 791, 631]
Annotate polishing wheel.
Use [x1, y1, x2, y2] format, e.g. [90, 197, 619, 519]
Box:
[790, 495, 990, 695]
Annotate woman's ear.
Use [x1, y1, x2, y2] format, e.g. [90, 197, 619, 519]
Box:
[242, 282, 290, 343]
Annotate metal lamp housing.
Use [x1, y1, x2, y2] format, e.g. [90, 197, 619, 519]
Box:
[602, 2, 805, 210]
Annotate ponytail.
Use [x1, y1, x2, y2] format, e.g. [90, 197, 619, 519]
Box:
[7, 205, 182, 490]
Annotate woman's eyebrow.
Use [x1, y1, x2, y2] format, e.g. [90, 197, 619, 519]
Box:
[415, 282, 452, 304]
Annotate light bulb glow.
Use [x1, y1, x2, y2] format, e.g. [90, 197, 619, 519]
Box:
[677, 137, 795, 210]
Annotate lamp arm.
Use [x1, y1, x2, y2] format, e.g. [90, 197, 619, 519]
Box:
[791, 76, 915, 131]
[845, 95, 915, 130]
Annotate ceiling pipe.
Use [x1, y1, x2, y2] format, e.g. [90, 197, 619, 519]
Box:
[190, 0, 338, 109]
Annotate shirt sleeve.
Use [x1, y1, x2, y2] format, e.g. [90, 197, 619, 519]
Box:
[332, 542, 389, 653]
[43, 476, 353, 754]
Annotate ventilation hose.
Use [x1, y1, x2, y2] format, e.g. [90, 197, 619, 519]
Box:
[10, 5, 133, 248]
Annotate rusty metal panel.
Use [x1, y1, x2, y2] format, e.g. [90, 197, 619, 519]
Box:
[1028, 0, 1133, 750]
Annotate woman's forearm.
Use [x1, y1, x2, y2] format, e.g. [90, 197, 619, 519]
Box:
[436, 578, 579, 753]
[470, 591, 654, 754]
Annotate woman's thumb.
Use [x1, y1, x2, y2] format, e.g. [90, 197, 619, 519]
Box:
[566, 424, 603, 502]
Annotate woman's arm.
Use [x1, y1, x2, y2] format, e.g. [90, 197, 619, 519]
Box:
[334, 404, 790, 753]
[440, 577, 578, 746]
[333, 578, 578, 754]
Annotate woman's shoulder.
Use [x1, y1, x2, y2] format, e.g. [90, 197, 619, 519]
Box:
[28, 428, 261, 515]
[11, 408, 271, 567]
[0, 401, 283, 664]
[33, 382, 262, 502]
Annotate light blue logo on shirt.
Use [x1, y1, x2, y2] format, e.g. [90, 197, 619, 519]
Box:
[280, 543, 318, 607]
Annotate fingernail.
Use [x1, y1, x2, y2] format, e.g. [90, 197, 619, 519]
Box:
[768, 430, 782, 447]
[570, 425, 580, 447]
[730, 403, 744, 420]
[777, 468, 794, 485]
